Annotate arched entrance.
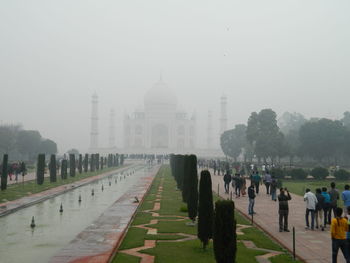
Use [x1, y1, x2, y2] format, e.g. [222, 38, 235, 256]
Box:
[151, 124, 169, 148]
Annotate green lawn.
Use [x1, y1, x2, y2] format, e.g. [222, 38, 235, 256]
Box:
[283, 180, 347, 197]
[0, 166, 124, 202]
[112, 166, 302, 263]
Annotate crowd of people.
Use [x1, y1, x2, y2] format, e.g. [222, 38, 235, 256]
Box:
[200, 159, 350, 263]
[0, 161, 26, 182]
[303, 183, 350, 262]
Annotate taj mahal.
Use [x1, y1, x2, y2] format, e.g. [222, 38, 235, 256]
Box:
[123, 79, 196, 154]
[88, 79, 227, 156]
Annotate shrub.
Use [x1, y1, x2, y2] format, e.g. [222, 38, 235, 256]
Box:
[198, 170, 214, 249]
[61, 160, 68, 179]
[213, 200, 236, 263]
[270, 168, 285, 179]
[84, 154, 88, 173]
[334, 169, 350, 180]
[49, 154, 57, 182]
[78, 154, 83, 174]
[1, 154, 8, 190]
[36, 154, 45, 185]
[69, 154, 76, 177]
[311, 167, 329, 180]
[289, 168, 307, 180]
[180, 206, 188, 212]
[186, 155, 198, 222]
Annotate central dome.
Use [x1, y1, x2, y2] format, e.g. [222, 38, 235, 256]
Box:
[144, 79, 178, 108]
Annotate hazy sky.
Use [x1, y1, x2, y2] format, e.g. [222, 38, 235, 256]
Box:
[1, 0, 349, 153]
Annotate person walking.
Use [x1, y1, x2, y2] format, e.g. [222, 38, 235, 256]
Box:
[342, 185, 350, 215]
[270, 176, 277, 201]
[322, 187, 332, 228]
[331, 207, 350, 263]
[223, 170, 232, 194]
[315, 188, 325, 231]
[223, 170, 231, 194]
[252, 171, 261, 194]
[264, 171, 272, 195]
[304, 188, 318, 230]
[241, 176, 247, 196]
[278, 187, 291, 232]
[235, 174, 242, 197]
[329, 182, 340, 223]
[248, 184, 256, 215]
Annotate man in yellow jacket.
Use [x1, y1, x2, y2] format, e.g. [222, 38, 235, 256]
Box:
[331, 207, 350, 263]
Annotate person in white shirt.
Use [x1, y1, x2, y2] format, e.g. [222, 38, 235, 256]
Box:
[304, 188, 318, 230]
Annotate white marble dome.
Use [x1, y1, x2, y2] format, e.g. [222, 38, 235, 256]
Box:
[144, 79, 178, 108]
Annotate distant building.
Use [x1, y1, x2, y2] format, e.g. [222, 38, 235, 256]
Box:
[123, 79, 196, 154]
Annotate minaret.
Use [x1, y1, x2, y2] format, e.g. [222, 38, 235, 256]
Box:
[207, 110, 213, 149]
[109, 108, 116, 149]
[90, 93, 99, 150]
[220, 95, 228, 136]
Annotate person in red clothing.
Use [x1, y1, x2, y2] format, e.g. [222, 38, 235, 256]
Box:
[331, 207, 350, 263]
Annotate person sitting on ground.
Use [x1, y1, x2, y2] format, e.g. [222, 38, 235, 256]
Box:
[331, 207, 350, 263]
[304, 188, 318, 230]
[278, 187, 291, 232]
[315, 188, 325, 231]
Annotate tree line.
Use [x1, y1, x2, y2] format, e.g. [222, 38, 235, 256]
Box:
[1, 153, 124, 190]
[221, 110, 350, 166]
[0, 124, 57, 161]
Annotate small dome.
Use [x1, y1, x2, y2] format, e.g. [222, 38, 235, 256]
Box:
[144, 80, 177, 108]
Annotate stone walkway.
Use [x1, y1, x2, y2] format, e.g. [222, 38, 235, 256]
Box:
[208, 170, 346, 263]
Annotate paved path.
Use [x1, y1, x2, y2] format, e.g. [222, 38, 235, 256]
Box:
[208, 169, 346, 263]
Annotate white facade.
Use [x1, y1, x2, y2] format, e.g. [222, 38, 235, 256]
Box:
[124, 79, 196, 154]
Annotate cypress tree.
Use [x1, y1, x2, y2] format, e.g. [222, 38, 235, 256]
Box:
[120, 154, 124, 165]
[90, 154, 95, 172]
[36, 154, 45, 185]
[61, 160, 68, 179]
[182, 155, 190, 203]
[198, 170, 214, 249]
[49, 154, 57, 183]
[176, 155, 185, 191]
[186, 154, 198, 222]
[69, 154, 76, 177]
[213, 200, 237, 263]
[116, 154, 119, 166]
[96, 153, 100, 170]
[100, 156, 104, 170]
[78, 154, 83, 174]
[84, 154, 88, 173]
[1, 154, 8, 190]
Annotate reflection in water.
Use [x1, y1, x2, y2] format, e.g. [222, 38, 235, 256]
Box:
[0, 165, 148, 263]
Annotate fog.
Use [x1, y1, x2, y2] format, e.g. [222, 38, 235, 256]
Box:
[0, 0, 349, 153]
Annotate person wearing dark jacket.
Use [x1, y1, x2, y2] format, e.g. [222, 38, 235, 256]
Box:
[315, 188, 325, 231]
[278, 188, 292, 232]
[248, 185, 256, 215]
[223, 171, 231, 194]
